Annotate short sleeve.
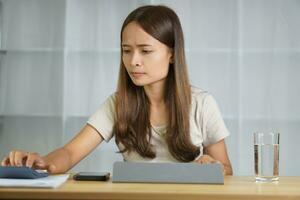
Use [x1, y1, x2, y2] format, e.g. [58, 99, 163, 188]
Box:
[87, 94, 116, 142]
[201, 94, 230, 147]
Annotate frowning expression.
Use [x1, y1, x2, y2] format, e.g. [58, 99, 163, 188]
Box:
[121, 22, 173, 86]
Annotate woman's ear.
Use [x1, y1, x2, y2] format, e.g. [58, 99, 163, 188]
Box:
[169, 49, 174, 64]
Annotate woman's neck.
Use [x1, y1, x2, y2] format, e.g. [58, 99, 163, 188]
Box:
[143, 79, 166, 106]
[144, 79, 168, 127]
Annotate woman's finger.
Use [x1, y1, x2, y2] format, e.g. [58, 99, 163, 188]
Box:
[26, 153, 41, 168]
[9, 151, 16, 166]
[1, 156, 10, 166]
[197, 155, 214, 164]
[31, 156, 56, 173]
[14, 151, 28, 167]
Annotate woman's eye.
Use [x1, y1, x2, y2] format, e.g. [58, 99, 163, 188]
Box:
[122, 49, 131, 54]
[142, 50, 153, 54]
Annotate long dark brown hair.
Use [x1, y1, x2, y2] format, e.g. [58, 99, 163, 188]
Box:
[113, 5, 200, 162]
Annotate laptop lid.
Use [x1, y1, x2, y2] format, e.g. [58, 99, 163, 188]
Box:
[112, 161, 224, 184]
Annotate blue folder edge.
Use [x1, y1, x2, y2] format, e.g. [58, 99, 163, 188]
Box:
[0, 166, 49, 179]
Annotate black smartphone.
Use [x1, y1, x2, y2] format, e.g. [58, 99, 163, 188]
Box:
[73, 172, 110, 181]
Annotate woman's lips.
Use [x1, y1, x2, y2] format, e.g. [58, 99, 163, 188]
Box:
[131, 72, 146, 78]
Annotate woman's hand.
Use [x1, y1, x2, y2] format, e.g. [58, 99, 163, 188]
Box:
[195, 154, 220, 164]
[1, 124, 105, 174]
[195, 154, 226, 175]
[1, 150, 56, 173]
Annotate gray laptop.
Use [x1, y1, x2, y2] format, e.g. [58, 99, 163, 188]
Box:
[112, 161, 224, 184]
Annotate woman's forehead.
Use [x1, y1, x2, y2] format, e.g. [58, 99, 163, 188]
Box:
[122, 22, 159, 46]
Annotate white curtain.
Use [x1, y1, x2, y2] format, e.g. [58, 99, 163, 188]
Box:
[0, 0, 299, 175]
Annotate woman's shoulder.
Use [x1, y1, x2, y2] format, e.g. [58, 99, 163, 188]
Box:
[190, 85, 219, 110]
[191, 86, 209, 102]
[106, 92, 117, 103]
[99, 92, 117, 106]
[93, 92, 117, 115]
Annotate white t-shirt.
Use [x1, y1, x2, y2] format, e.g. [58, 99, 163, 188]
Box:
[87, 86, 230, 162]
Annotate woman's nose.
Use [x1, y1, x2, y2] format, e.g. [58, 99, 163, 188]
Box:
[130, 52, 142, 67]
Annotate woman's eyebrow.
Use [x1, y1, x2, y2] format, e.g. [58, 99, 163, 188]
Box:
[137, 44, 152, 47]
[122, 44, 153, 47]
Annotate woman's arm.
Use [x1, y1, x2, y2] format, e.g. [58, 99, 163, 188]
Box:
[196, 139, 233, 175]
[1, 124, 104, 174]
[53, 124, 104, 173]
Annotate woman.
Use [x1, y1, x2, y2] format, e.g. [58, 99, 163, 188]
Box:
[1, 5, 233, 175]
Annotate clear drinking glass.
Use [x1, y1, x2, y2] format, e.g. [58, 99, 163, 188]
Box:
[254, 132, 280, 182]
[0, 1, 2, 49]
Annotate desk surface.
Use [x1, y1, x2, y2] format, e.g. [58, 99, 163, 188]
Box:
[1, 176, 300, 200]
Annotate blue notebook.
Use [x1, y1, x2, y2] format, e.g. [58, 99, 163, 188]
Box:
[0, 166, 48, 179]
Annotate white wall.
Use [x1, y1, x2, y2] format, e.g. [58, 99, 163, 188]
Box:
[0, 0, 299, 175]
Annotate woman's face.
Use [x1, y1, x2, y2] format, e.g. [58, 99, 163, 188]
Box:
[121, 22, 172, 87]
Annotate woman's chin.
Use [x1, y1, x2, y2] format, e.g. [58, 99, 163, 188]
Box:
[131, 80, 146, 86]
[130, 78, 148, 86]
